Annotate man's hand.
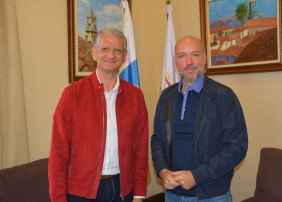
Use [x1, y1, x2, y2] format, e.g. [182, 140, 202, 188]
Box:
[159, 169, 180, 189]
[171, 170, 196, 190]
[132, 198, 143, 202]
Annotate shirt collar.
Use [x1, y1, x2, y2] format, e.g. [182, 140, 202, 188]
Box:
[178, 74, 205, 94]
[96, 70, 120, 92]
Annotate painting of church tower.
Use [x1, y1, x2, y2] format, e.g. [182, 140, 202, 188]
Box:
[85, 6, 98, 45]
[248, 0, 258, 19]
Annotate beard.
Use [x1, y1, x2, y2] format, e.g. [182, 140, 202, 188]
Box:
[179, 67, 204, 85]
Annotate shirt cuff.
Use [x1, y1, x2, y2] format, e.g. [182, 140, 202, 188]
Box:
[134, 196, 145, 198]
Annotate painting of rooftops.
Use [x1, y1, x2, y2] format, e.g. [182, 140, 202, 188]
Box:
[207, 0, 280, 69]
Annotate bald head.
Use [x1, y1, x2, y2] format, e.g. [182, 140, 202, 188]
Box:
[174, 36, 207, 87]
[175, 36, 206, 55]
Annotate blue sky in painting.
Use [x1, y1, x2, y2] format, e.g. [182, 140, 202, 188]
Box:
[209, 0, 278, 22]
[77, 0, 122, 37]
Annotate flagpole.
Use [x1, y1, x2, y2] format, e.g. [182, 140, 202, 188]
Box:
[166, 0, 171, 19]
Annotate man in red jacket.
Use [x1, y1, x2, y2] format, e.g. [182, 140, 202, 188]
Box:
[48, 27, 148, 202]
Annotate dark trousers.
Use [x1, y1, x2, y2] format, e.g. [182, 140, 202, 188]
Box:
[67, 175, 133, 202]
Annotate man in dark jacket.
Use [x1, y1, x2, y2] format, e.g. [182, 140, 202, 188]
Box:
[151, 36, 248, 201]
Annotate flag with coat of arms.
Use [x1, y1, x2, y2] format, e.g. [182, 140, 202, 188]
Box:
[161, 3, 179, 92]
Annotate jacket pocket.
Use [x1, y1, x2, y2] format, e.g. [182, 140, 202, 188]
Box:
[68, 148, 74, 178]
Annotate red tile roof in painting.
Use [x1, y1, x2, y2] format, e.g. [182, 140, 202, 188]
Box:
[244, 17, 277, 28]
[231, 27, 242, 33]
[219, 36, 234, 43]
[211, 49, 220, 57]
[217, 37, 235, 49]
[78, 35, 93, 63]
[211, 45, 245, 57]
[78, 35, 96, 72]
[234, 28, 278, 63]
[222, 45, 245, 57]
[243, 34, 256, 42]
[210, 25, 231, 34]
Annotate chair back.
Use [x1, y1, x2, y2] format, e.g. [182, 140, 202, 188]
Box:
[0, 158, 50, 202]
[253, 148, 282, 202]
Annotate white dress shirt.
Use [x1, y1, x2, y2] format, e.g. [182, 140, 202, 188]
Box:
[96, 74, 120, 175]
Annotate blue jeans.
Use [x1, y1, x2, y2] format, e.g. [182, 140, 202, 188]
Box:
[165, 190, 232, 202]
[67, 175, 133, 202]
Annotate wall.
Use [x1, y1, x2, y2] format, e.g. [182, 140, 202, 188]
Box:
[15, 0, 282, 201]
[15, 0, 69, 161]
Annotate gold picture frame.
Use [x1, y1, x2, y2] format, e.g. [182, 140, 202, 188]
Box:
[200, 0, 282, 75]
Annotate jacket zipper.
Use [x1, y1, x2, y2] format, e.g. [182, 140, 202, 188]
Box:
[68, 148, 74, 177]
[194, 97, 210, 201]
[117, 94, 124, 201]
[90, 91, 105, 198]
[119, 175, 124, 201]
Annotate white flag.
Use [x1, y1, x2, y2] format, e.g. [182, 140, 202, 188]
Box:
[161, 4, 178, 92]
[120, 0, 140, 87]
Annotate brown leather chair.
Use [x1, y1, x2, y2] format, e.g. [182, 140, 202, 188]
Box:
[0, 158, 50, 202]
[242, 148, 282, 202]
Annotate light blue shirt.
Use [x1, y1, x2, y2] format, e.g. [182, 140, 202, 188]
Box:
[178, 75, 205, 120]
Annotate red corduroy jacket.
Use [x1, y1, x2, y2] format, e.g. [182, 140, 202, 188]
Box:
[48, 71, 148, 202]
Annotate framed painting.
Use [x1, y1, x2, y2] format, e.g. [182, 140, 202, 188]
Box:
[200, 0, 282, 75]
[67, 0, 131, 83]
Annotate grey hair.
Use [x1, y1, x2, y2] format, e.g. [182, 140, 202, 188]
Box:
[94, 27, 127, 51]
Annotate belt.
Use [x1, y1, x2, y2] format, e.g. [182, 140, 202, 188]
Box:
[100, 174, 120, 179]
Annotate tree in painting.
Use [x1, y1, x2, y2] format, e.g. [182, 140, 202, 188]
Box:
[235, 2, 248, 44]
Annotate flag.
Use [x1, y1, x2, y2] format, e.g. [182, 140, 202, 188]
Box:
[121, 0, 151, 185]
[160, 3, 178, 92]
[120, 0, 140, 87]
